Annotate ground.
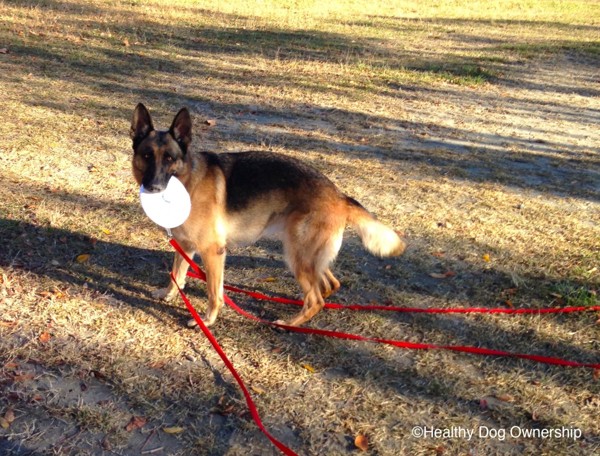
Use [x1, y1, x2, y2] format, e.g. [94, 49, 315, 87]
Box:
[0, 1, 599, 455]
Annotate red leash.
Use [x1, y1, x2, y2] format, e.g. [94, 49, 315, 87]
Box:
[171, 273, 297, 456]
[212, 274, 599, 316]
[168, 239, 599, 455]
[170, 239, 600, 317]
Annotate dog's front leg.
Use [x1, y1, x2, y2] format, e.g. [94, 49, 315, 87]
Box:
[152, 244, 195, 302]
[200, 245, 226, 326]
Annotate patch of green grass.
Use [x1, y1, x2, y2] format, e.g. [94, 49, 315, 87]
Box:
[414, 61, 497, 85]
[551, 283, 598, 307]
[498, 40, 600, 58]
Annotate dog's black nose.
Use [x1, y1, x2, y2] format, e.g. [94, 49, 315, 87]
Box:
[142, 183, 165, 193]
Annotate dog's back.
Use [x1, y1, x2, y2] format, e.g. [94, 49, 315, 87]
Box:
[199, 150, 338, 213]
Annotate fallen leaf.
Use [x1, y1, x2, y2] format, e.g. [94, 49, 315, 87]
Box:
[39, 332, 51, 343]
[4, 409, 15, 424]
[212, 395, 236, 416]
[429, 273, 447, 279]
[38, 288, 64, 300]
[52, 288, 65, 299]
[483, 253, 491, 262]
[594, 369, 600, 380]
[260, 277, 277, 283]
[12, 373, 35, 382]
[355, 434, 368, 451]
[123, 38, 130, 47]
[213, 403, 235, 416]
[125, 416, 146, 432]
[0, 48, 9, 54]
[504, 300, 514, 308]
[90, 369, 108, 380]
[301, 364, 315, 373]
[74, 253, 91, 263]
[549, 292, 566, 305]
[204, 119, 217, 126]
[434, 446, 446, 456]
[251, 385, 266, 395]
[430, 271, 456, 279]
[496, 393, 515, 402]
[431, 251, 445, 258]
[101, 435, 113, 451]
[101, 228, 111, 235]
[163, 426, 185, 434]
[0, 417, 9, 430]
[480, 395, 512, 411]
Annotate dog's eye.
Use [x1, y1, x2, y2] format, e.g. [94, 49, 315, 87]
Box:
[142, 153, 151, 160]
[165, 155, 174, 162]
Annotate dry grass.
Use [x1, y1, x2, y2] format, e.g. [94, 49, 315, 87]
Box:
[1, 0, 599, 455]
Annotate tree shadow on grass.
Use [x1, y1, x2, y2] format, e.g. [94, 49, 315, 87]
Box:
[3, 0, 599, 206]
[13, 84, 600, 204]
[0, 174, 598, 453]
[1, 179, 597, 384]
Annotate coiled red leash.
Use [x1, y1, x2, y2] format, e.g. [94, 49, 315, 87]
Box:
[168, 238, 599, 454]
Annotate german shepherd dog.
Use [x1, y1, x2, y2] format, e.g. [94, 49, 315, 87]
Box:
[131, 103, 406, 327]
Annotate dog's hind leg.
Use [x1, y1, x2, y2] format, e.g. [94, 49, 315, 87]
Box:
[152, 243, 195, 302]
[279, 216, 344, 326]
[320, 269, 340, 299]
[276, 267, 324, 327]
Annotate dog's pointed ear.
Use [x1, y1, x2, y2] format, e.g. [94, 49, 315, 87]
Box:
[130, 103, 154, 148]
[169, 107, 192, 153]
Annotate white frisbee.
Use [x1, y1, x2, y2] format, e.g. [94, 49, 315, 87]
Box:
[139, 176, 191, 229]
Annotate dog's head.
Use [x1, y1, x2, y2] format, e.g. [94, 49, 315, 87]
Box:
[130, 103, 192, 193]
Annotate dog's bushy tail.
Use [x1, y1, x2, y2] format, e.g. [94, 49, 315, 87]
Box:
[346, 196, 406, 257]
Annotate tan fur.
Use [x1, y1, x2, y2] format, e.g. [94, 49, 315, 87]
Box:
[132, 105, 406, 327]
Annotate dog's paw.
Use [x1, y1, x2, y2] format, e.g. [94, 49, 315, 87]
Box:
[203, 311, 218, 327]
[151, 287, 176, 301]
[270, 320, 291, 332]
